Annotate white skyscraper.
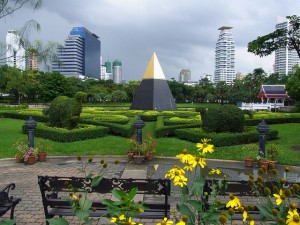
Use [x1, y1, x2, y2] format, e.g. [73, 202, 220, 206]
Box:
[214, 26, 236, 84]
[274, 18, 299, 75]
[6, 30, 26, 70]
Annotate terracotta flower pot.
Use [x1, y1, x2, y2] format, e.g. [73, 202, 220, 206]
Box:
[244, 157, 254, 167]
[38, 152, 47, 162]
[259, 160, 269, 170]
[146, 151, 154, 161]
[26, 155, 36, 165]
[15, 154, 23, 163]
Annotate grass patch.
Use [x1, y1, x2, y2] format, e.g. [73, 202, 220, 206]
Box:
[1, 118, 300, 166]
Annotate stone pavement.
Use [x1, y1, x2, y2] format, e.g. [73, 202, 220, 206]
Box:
[0, 156, 299, 225]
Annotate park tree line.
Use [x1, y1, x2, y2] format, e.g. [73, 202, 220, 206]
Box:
[0, 64, 299, 105]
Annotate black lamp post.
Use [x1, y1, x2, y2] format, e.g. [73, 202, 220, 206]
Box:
[256, 119, 269, 158]
[25, 116, 37, 148]
[133, 116, 145, 145]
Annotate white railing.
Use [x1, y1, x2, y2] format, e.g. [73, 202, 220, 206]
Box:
[238, 102, 285, 111]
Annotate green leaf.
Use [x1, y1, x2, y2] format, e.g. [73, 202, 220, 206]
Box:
[112, 189, 125, 200]
[177, 203, 196, 224]
[75, 210, 90, 221]
[78, 168, 84, 173]
[101, 199, 115, 207]
[82, 217, 96, 225]
[47, 218, 69, 225]
[91, 175, 102, 187]
[86, 173, 94, 179]
[181, 185, 189, 195]
[257, 205, 273, 220]
[128, 187, 138, 200]
[79, 197, 93, 211]
[187, 200, 202, 211]
[191, 179, 204, 196]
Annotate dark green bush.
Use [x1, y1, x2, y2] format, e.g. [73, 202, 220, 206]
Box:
[175, 127, 278, 147]
[156, 116, 201, 138]
[245, 117, 300, 126]
[81, 116, 137, 138]
[22, 123, 109, 142]
[202, 105, 245, 133]
[0, 112, 48, 122]
[46, 96, 82, 129]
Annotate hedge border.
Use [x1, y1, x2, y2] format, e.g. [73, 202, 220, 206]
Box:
[175, 127, 279, 147]
[22, 123, 109, 142]
[245, 117, 300, 126]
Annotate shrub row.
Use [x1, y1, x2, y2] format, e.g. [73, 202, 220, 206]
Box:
[156, 116, 202, 138]
[175, 127, 279, 147]
[81, 113, 129, 124]
[22, 124, 109, 142]
[245, 117, 300, 126]
[81, 116, 137, 138]
[0, 111, 48, 122]
[164, 116, 201, 126]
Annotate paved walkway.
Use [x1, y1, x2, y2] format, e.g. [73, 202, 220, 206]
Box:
[0, 156, 299, 224]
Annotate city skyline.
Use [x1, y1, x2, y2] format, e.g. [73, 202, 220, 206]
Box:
[0, 0, 299, 81]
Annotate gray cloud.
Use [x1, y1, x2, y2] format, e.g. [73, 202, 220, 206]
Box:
[1, 0, 299, 81]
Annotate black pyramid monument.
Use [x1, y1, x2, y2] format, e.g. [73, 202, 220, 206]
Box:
[131, 52, 177, 110]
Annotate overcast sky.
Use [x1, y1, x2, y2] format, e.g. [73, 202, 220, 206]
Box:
[1, 0, 299, 81]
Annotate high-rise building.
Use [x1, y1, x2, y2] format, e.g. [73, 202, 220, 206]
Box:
[274, 19, 299, 75]
[214, 26, 236, 84]
[26, 52, 39, 70]
[178, 69, 191, 82]
[6, 30, 26, 70]
[52, 27, 100, 79]
[104, 60, 112, 80]
[113, 59, 122, 84]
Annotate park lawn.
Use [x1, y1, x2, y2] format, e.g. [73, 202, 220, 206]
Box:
[1, 118, 300, 166]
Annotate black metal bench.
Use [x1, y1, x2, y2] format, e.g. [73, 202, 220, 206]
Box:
[203, 179, 300, 220]
[0, 183, 21, 222]
[38, 176, 171, 224]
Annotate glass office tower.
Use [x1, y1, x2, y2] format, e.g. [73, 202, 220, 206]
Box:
[53, 27, 100, 79]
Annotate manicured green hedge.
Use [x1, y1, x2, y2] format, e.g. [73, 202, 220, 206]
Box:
[156, 116, 201, 138]
[22, 123, 109, 142]
[81, 116, 137, 138]
[245, 117, 300, 126]
[0, 111, 48, 122]
[175, 127, 279, 147]
[164, 116, 201, 126]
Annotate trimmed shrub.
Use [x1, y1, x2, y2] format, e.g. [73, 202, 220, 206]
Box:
[156, 116, 201, 138]
[164, 115, 201, 126]
[0, 111, 48, 122]
[45, 96, 82, 129]
[245, 117, 300, 126]
[175, 127, 278, 147]
[202, 105, 245, 133]
[22, 123, 109, 142]
[82, 116, 137, 138]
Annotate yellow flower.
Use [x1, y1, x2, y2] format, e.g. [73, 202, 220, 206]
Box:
[273, 189, 285, 205]
[126, 217, 142, 225]
[111, 215, 125, 222]
[176, 222, 185, 225]
[243, 210, 248, 221]
[176, 149, 194, 163]
[183, 162, 195, 171]
[250, 220, 255, 225]
[189, 157, 206, 168]
[196, 138, 214, 154]
[174, 175, 188, 187]
[165, 166, 185, 180]
[209, 168, 221, 175]
[286, 209, 300, 225]
[226, 194, 241, 208]
[156, 217, 173, 225]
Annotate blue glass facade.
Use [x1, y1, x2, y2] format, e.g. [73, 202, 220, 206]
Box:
[53, 27, 100, 79]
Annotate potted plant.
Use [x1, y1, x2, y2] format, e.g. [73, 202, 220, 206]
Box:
[244, 156, 254, 167]
[266, 143, 278, 167]
[242, 144, 257, 167]
[256, 155, 269, 169]
[143, 132, 156, 161]
[13, 140, 28, 163]
[127, 136, 139, 159]
[133, 146, 145, 165]
[37, 140, 52, 162]
[23, 147, 38, 165]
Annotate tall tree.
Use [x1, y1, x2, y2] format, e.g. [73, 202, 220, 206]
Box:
[286, 66, 300, 101]
[248, 15, 300, 58]
[215, 81, 229, 105]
